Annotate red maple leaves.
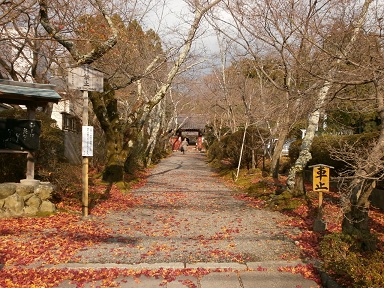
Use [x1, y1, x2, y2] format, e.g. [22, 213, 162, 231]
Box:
[0, 266, 236, 288]
[1, 169, 382, 288]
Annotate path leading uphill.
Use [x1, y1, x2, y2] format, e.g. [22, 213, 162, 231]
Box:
[51, 150, 319, 287]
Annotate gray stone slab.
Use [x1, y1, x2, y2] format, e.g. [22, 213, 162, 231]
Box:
[50, 262, 185, 270]
[239, 271, 319, 288]
[246, 260, 305, 271]
[57, 275, 166, 288]
[199, 272, 242, 288]
[187, 262, 247, 270]
[134, 262, 185, 270]
[112, 276, 166, 288]
[166, 275, 200, 288]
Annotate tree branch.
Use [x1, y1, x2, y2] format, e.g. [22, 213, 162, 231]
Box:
[39, 0, 118, 65]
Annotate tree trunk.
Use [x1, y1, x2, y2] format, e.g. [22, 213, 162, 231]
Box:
[89, 84, 132, 182]
[286, 98, 324, 195]
[235, 124, 247, 181]
[270, 122, 290, 179]
[342, 179, 377, 251]
[341, 79, 384, 250]
[102, 129, 131, 182]
[251, 148, 256, 169]
[145, 103, 163, 167]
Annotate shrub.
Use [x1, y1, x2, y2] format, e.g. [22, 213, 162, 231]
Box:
[207, 132, 241, 168]
[0, 153, 26, 182]
[207, 127, 269, 169]
[44, 162, 83, 204]
[246, 181, 274, 199]
[35, 113, 66, 169]
[320, 232, 384, 287]
[288, 132, 379, 175]
[207, 140, 226, 163]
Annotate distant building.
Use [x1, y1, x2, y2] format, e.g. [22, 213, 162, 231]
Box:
[174, 114, 207, 150]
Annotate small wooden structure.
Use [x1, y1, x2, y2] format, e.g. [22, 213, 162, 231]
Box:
[0, 79, 61, 185]
[174, 115, 206, 151]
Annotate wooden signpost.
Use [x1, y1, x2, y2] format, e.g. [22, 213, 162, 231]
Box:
[309, 164, 334, 232]
[68, 65, 103, 217]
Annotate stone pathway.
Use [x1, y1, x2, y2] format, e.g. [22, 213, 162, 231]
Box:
[34, 150, 319, 287]
[73, 151, 303, 266]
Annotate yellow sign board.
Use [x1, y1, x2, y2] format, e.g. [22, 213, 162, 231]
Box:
[313, 166, 330, 192]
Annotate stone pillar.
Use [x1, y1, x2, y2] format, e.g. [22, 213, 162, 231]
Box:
[20, 104, 40, 186]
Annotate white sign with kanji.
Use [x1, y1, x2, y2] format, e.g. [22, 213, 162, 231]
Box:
[68, 66, 103, 92]
[82, 126, 94, 156]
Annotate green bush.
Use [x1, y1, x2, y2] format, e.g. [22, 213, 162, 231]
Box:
[320, 232, 384, 288]
[207, 131, 241, 168]
[35, 114, 66, 169]
[204, 126, 231, 149]
[288, 132, 379, 175]
[246, 181, 274, 199]
[207, 127, 269, 169]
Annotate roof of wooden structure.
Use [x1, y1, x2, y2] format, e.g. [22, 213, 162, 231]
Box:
[176, 115, 207, 131]
[0, 79, 61, 106]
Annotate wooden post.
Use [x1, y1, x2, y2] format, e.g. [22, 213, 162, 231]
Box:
[318, 190, 323, 209]
[82, 90, 89, 217]
[68, 65, 103, 217]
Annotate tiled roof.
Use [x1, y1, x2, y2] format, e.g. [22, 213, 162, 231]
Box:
[0, 79, 61, 105]
[176, 115, 207, 130]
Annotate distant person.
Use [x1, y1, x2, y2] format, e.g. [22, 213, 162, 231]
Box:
[180, 138, 188, 154]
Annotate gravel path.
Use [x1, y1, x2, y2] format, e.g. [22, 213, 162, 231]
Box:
[73, 151, 303, 265]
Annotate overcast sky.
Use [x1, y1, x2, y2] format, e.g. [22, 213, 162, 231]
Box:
[142, 0, 220, 55]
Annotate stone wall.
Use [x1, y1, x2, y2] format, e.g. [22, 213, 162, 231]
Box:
[0, 182, 56, 218]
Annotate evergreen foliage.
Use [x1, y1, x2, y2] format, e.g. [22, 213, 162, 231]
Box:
[0, 110, 65, 182]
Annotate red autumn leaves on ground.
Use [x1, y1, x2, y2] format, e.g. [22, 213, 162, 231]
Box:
[1, 171, 382, 287]
[233, 176, 384, 285]
[0, 182, 142, 287]
[0, 180, 235, 287]
[1, 266, 230, 288]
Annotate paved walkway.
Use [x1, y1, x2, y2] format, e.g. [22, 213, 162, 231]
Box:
[60, 150, 319, 287]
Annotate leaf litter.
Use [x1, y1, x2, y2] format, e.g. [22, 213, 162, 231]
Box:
[0, 153, 327, 286]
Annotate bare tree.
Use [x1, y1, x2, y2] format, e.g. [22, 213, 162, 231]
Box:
[207, 0, 317, 179]
[213, 0, 384, 244]
[286, 0, 374, 195]
[38, 0, 221, 181]
[39, 0, 119, 66]
[208, 1, 380, 190]
[338, 32, 384, 247]
[0, 0, 36, 27]
[0, 0, 59, 83]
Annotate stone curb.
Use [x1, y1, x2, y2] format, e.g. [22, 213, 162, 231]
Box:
[13, 260, 308, 271]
